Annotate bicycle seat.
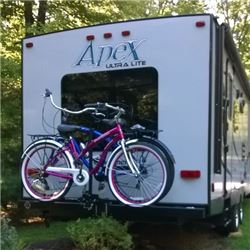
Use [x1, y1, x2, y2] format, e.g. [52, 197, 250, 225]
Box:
[57, 124, 82, 134]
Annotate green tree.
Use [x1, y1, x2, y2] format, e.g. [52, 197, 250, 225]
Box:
[1, 1, 23, 206]
[1, 57, 22, 205]
[151, 0, 207, 16]
[216, 0, 250, 76]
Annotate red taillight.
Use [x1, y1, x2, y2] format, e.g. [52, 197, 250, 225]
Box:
[26, 42, 33, 48]
[196, 21, 205, 27]
[180, 170, 201, 179]
[86, 35, 95, 41]
[104, 32, 112, 39]
[122, 30, 130, 36]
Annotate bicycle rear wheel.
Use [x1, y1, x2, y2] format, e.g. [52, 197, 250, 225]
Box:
[21, 139, 72, 201]
[108, 142, 170, 207]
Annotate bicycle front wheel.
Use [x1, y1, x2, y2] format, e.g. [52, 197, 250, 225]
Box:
[107, 142, 169, 207]
[21, 139, 72, 201]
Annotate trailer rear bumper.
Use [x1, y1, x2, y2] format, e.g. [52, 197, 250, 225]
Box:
[108, 203, 207, 221]
[19, 199, 207, 221]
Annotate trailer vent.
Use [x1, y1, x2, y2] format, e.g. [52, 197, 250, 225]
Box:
[180, 170, 201, 179]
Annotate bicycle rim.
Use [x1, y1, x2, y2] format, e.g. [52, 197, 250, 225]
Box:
[108, 144, 167, 207]
[21, 141, 71, 201]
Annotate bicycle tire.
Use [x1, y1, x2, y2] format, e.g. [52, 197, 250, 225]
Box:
[21, 139, 73, 201]
[107, 142, 171, 207]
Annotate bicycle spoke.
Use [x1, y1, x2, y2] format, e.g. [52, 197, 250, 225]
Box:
[22, 141, 71, 201]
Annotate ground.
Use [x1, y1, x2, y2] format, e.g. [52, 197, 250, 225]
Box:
[25, 221, 227, 250]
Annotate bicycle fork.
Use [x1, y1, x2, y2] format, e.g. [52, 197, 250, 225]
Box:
[120, 139, 141, 176]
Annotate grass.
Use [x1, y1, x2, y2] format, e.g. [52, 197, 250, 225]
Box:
[227, 199, 250, 250]
[17, 221, 69, 246]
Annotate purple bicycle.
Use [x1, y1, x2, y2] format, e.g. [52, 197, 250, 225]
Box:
[21, 90, 171, 207]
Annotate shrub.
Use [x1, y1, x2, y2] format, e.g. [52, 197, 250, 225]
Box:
[1, 217, 22, 250]
[66, 216, 133, 250]
[1, 56, 22, 207]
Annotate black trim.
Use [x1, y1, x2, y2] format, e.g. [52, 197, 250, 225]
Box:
[21, 39, 24, 199]
[223, 58, 230, 196]
[19, 199, 94, 219]
[19, 199, 207, 220]
[108, 203, 207, 221]
[207, 15, 214, 216]
[214, 24, 224, 174]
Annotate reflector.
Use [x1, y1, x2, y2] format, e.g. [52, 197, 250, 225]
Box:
[104, 33, 112, 39]
[196, 21, 205, 27]
[122, 30, 130, 36]
[26, 42, 33, 48]
[86, 35, 95, 41]
[180, 170, 201, 178]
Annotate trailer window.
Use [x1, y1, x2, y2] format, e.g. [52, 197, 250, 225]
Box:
[61, 67, 158, 131]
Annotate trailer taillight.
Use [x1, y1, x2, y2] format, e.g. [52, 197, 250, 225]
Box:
[86, 35, 95, 41]
[196, 21, 205, 27]
[26, 42, 33, 48]
[180, 170, 201, 179]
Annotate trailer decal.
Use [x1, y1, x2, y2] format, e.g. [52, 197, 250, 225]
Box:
[75, 39, 146, 68]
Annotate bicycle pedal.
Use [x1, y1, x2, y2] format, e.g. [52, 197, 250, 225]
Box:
[98, 182, 105, 191]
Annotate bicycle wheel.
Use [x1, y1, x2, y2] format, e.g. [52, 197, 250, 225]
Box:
[135, 137, 175, 196]
[107, 142, 171, 207]
[21, 139, 72, 201]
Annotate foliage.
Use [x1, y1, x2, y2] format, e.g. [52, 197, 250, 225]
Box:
[66, 216, 133, 250]
[149, 0, 207, 16]
[1, 217, 23, 250]
[1, 56, 22, 207]
[216, 0, 250, 76]
[0, 1, 24, 61]
[1, 1, 23, 206]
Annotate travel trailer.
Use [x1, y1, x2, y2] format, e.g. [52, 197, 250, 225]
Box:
[22, 14, 250, 232]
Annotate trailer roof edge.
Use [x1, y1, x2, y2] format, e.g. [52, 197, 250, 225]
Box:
[222, 23, 250, 100]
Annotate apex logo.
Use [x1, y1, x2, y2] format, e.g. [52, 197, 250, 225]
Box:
[75, 39, 146, 68]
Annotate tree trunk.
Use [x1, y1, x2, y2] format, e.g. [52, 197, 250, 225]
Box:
[37, 0, 47, 29]
[24, 0, 35, 37]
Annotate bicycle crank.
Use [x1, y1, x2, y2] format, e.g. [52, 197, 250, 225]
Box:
[73, 172, 89, 186]
[46, 167, 89, 186]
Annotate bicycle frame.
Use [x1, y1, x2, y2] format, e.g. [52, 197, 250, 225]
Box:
[44, 123, 125, 180]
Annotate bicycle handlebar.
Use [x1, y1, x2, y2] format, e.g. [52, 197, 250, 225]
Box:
[44, 89, 125, 118]
[84, 102, 125, 114]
